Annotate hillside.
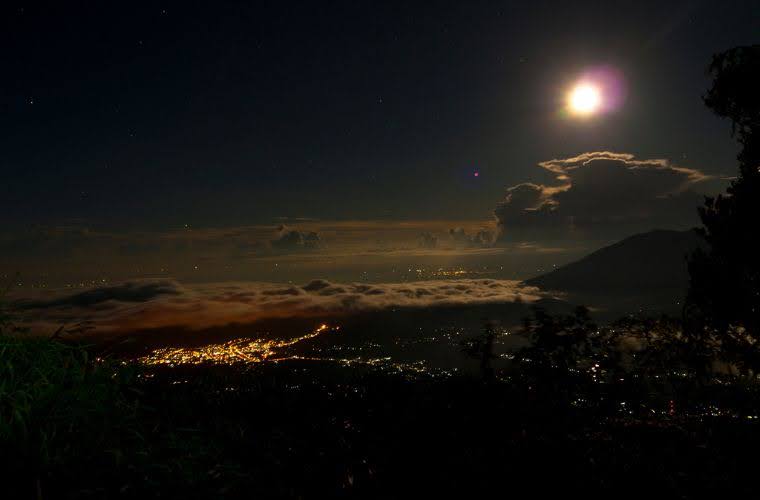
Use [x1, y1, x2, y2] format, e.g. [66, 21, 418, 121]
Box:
[525, 229, 705, 315]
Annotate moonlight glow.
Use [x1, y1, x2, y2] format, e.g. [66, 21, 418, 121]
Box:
[568, 83, 602, 116]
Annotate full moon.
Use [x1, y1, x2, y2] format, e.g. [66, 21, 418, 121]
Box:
[568, 83, 601, 116]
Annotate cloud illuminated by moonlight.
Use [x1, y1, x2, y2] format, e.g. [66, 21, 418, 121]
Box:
[14, 278, 545, 335]
[495, 152, 721, 242]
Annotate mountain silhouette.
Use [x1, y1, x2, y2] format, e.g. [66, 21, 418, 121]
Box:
[525, 229, 705, 316]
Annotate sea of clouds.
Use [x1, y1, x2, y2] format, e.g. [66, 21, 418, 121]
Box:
[14, 278, 545, 335]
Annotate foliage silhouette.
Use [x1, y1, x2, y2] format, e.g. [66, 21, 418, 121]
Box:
[0, 282, 16, 336]
[512, 306, 760, 415]
[460, 319, 498, 381]
[688, 45, 760, 371]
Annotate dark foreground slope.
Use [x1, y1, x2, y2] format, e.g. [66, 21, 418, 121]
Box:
[525, 229, 704, 316]
[4, 337, 760, 500]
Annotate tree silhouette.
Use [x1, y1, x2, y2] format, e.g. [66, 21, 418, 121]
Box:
[461, 320, 498, 381]
[519, 306, 597, 372]
[687, 45, 760, 370]
[516, 306, 601, 401]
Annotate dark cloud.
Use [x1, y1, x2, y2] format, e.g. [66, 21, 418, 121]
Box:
[16, 280, 182, 309]
[494, 152, 720, 242]
[270, 225, 323, 252]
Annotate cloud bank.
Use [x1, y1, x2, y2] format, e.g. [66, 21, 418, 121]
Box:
[494, 152, 720, 242]
[15, 278, 543, 335]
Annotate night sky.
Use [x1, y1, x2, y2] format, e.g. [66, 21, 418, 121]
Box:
[2, 1, 759, 290]
[5, 0, 758, 231]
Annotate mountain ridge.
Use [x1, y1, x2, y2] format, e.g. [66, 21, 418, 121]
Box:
[524, 229, 706, 315]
